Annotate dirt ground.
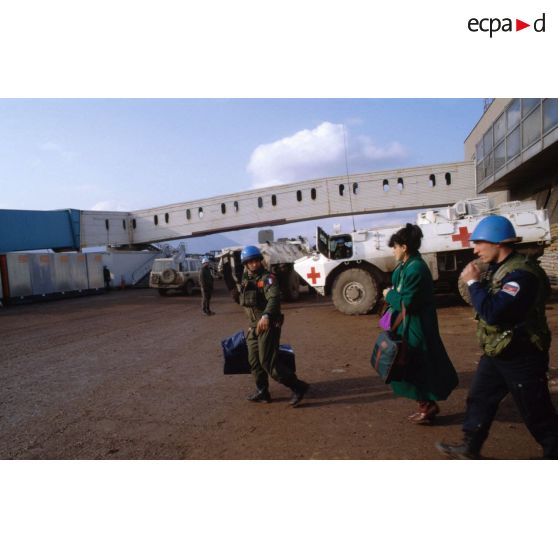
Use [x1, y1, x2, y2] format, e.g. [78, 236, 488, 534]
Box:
[1, 281, 557, 460]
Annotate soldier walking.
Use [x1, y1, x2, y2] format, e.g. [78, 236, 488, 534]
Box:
[237, 245, 309, 406]
[437, 215, 558, 459]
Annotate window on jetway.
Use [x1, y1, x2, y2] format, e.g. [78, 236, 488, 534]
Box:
[105, 219, 109, 230]
[154, 215, 158, 225]
[221, 203, 226, 214]
[271, 195, 277, 206]
[429, 174, 436, 187]
[296, 190, 302, 202]
[383, 179, 389, 192]
[132, 219, 136, 229]
[311, 188, 316, 200]
[234, 201, 239, 212]
[352, 183, 358, 194]
[445, 172, 451, 185]
[339, 184, 345, 196]
[198, 208, 204, 218]
[397, 178, 404, 191]
[258, 197, 263, 208]
[186, 209, 191, 220]
[165, 213, 169, 223]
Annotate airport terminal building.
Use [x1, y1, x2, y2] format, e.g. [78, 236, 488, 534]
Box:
[465, 98, 558, 223]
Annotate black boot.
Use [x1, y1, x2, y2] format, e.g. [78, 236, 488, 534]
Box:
[289, 380, 309, 407]
[247, 390, 272, 403]
[436, 433, 482, 459]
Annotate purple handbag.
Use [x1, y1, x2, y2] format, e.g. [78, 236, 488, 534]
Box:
[378, 309, 392, 330]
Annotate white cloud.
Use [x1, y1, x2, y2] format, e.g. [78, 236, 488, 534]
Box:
[247, 121, 408, 188]
[90, 200, 129, 212]
[354, 136, 407, 162]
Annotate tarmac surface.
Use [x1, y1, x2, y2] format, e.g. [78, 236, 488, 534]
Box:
[1, 281, 557, 459]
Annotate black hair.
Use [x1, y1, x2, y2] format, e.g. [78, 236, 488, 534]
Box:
[388, 223, 423, 253]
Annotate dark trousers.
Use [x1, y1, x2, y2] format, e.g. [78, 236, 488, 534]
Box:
[246, 326, 298, 393]
[463, 352, 558, 458]
[201, 289, 212, 314]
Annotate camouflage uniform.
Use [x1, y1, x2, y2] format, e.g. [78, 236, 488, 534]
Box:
[239, 266, 306, 400]
[200, 264, 214, 315]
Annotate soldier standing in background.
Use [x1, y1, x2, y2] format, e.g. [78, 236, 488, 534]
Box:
[200, 257, 214, 315]
[103, 265, 112, 291]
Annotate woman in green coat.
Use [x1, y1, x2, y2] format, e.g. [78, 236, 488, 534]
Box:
[383, 224, 458, 424]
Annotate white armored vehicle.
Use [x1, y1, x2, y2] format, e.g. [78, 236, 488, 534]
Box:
[294, 197, 552, 315]
[219, 238, 311, 301]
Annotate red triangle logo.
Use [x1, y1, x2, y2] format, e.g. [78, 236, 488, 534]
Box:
[516, 19, 530, 31]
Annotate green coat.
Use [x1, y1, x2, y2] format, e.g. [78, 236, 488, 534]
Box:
[385, 253, 458, 401]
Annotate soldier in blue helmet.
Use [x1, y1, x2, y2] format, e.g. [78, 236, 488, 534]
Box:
[200, 257, 214, 315]
[237, 245, 309, 406]
[437, 215, 558, 459]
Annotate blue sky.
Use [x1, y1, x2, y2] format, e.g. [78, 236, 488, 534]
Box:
[0, 99, 484, 250]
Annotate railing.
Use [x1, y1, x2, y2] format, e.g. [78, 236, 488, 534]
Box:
[131, 257, 159, 285]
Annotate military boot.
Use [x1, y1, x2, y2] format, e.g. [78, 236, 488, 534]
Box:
[289, 380, 310, 407]
[435, 434, 482, 459]
[247, 390, 272, 403]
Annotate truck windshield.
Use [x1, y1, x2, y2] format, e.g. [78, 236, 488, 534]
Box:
[316, 227, 353, 260]
[329, 235, 353, 260]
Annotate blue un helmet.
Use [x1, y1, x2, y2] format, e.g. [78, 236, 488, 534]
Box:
[240, 245, 263, 264]
[201, 257, 209, 265]
[470, 215, 522, 244]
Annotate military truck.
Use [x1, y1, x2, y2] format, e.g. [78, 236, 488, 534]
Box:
[293, 197, 552, 314]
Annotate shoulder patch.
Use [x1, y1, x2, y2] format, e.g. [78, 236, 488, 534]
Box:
[502, 281, 520, 297]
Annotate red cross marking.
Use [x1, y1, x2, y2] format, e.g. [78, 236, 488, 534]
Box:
[306, 266, 321, 285]
[452, 226, 471, 247]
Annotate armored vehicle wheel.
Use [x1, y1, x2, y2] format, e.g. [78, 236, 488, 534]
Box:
[282, 269, 300, 302]
[332, 268, 379, 315]
[184, 280, 194, 296]
[457, 258, 489, 305]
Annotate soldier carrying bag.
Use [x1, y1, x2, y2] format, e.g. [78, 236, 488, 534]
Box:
[370, 303, 410, 384]
[221, 330, 250, 374]
[221, 329, 297, 376]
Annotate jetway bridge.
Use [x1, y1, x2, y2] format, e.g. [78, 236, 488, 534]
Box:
[1, 160, 479, 252]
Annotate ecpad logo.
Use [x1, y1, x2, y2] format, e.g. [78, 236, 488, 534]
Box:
[468, 13, 546, 37]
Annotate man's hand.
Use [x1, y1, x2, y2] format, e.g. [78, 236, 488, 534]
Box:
[382, 287, 392, 298]
[461, 262, 480, 283]
[256, 315, 270, 335]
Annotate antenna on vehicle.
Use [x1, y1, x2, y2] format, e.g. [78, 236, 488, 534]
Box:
[343, 124, 357, 232]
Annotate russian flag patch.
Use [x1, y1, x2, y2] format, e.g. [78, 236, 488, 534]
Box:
[502, 281, 520, 296]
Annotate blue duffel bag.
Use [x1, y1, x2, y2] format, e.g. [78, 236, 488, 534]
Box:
[221, 330, 250, 374]
[277, 344, 296, 376]
[221, 331, 297, 376]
